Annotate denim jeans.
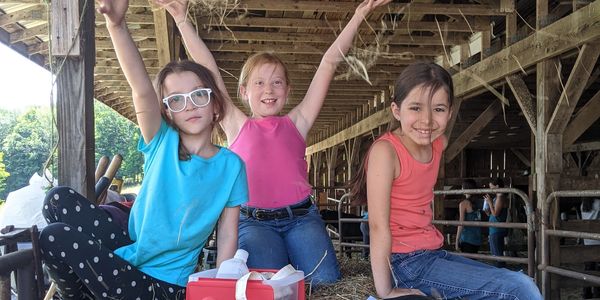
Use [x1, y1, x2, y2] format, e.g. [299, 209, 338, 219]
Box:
[489, 232, 508, 267]
[238, 204, 341, 286]
[390, 250, 542, 299]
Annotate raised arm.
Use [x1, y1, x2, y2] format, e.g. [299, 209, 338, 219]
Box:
[156, 0, 247, 140]
[289, 0, 391, 138]
[367, 141, 425, 298]
[98, 0, 162, 143]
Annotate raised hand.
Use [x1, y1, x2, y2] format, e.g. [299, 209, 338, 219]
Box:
[96, 0, 129, 27]
[155, 0, 188, 24]
[355, 0, 392, 18]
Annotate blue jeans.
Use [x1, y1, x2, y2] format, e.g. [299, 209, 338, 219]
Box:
[390, 250, 542, 299]
[238, 204, 341, 286]
[489, 231, 508, 267]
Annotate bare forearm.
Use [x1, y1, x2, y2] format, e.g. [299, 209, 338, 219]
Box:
[370, 227, 394, 297]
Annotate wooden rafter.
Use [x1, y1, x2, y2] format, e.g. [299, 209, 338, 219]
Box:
[546, 43, 600, 134]
[445, 101, 502, 162]
[506, 74, 537, 134]
[563, 89, 600, 148]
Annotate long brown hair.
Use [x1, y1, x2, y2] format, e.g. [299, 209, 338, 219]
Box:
[347, 62, 454, 205]
[154, 60, 227, 160]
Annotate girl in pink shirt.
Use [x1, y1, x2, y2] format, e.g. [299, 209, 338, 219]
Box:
[156, 0, 391, 286]
[351, 63, 542, 299]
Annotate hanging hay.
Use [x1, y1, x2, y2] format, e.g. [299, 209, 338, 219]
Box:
[335, 5, 414, 84]
[308, 257, 376, 299]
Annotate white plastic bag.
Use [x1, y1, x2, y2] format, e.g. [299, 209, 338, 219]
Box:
[0, 171, 56, 229]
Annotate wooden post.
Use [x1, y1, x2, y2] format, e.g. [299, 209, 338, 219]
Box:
[51, 0, 95, 199]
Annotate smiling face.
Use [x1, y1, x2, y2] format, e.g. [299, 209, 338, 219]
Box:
[162, 71, 215, 136]
[391, 84, 451, 147]
[239, 62, 290, 118]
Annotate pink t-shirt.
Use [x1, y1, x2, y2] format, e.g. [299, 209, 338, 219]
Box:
[373, 132, 444, 253]
[229, 116, 312, 208]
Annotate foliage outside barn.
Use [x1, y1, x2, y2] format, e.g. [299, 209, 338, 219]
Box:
[0, 101, 143, 200]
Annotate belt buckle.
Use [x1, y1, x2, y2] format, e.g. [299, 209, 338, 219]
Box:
[254, 209, 270, 220]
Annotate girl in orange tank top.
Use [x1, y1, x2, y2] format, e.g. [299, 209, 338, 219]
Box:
[350, 63, 542, 300]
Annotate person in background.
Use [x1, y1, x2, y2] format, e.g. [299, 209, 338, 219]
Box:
[484, 177, 508, 267]
[455, 179, 482, 253]
[581, 198, 600, 299]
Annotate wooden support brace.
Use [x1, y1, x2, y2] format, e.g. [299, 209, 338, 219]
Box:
[547, 43, 600, 134]
[445, 101, 502, 162]
[563, 89, 600, 148]
[506, 74, 537, 134]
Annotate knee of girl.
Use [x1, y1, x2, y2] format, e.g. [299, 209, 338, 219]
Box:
[43, 186, 76, 219]
[509, 272, 541, 298]
[307, 268, 341, 286]
[40, 222, 70, 252]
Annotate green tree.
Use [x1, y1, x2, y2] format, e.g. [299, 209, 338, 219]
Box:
[1, 108, 54, 198]
[94, 102, 143, 181]
[0, 152, 9, 197]
[0, 109, 18, 152]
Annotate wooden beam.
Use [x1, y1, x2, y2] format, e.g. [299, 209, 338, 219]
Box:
[0, 6, 46, 27]
[506, 74, 537, 134]
[305, 2, 600, 152]
[9, 23, 46, 44]
[52, 0, 96, 199]
[207, 41, 444, 56]
[563, 89, 600, 148]
[510, 148, 531, 167]
[152, 7, 171, 66]
[453, 0, 600, 98]
[231, 1, 506, 15]
[547, 43, 600, 134]
[565, 141, 600, 153]
[200, 30, 464, 46]
[306, 109, 389, 156]
[445, 101, 502, 162]
[197, 17, 486, 32]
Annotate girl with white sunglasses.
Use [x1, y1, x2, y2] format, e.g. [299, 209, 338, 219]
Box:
[38, 0, 248, 299]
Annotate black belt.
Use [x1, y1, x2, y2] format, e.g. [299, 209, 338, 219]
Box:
[241, 198, 313, 220]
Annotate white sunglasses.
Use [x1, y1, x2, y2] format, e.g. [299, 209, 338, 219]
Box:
[162, 88, 212, 112]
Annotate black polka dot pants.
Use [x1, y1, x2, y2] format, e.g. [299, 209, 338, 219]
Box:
[40, 186, 186, 299]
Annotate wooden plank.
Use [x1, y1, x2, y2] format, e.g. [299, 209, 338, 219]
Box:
[306, 109, 389, 156]
[200, 30, 464, 46]
[152, 7, 171, 66]
[563, 89, 600, 148]
[305, 3, 600, 152]
[53, 0, 96, 199]
[510, 148, 531, 167]
[565, 141, 600, 153]
[197, 17, 485, 32]
[0, 6, 46, 27]
[230, 1, 506, 15]
[559, 176, 600, 189]
[9, 23, 46, 44]
[445, 101, 502, 162]
[547, 43, 600, 134]
[506, 74, 537, 134]
[50, 4, 75, 52]
[453, 0, 600, 98]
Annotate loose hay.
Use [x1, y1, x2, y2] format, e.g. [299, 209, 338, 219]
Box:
[308, 257, 376, 300]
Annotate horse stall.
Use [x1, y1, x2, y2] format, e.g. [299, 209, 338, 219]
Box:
[1, 0, 599, 299]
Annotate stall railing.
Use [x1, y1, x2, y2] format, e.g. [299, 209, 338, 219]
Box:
[334, 188, 536, 277]
[539, 190, 600, 297]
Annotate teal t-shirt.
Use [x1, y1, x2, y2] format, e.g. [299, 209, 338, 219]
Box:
[114, 121, 248, 286]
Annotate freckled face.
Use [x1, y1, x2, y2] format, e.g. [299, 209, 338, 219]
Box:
[391, 84, 451, 147]
[239, 63, 289, 118]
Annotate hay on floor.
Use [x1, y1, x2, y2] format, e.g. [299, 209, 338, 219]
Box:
[308, 256, 376, 300]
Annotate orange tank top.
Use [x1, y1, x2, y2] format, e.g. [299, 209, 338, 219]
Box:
[375, 132, 444, 253]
